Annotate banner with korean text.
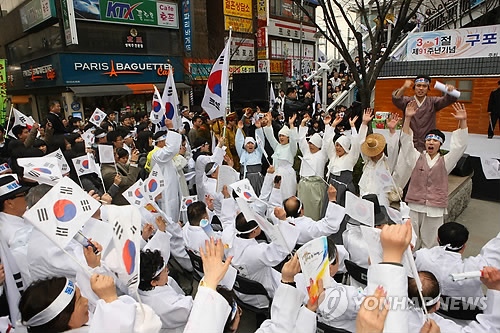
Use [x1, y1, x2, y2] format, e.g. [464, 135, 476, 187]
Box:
[407, 24, 500, 61]
[0, 59, 6, 127]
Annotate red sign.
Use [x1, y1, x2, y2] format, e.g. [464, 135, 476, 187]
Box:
[257, 27, 266, 48]
[284, 59, 292, 78]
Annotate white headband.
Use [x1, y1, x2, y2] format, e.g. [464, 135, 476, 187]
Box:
[25, 279, 76, 327]
[443, 243, 464, 251]
[236, 225, 258, 235]
[95, 132, 107, 139]
[206, 163, 218, 176]
[154, 134, 167, 143]
[153, 262, 166, 279]
[0, 179, 22, 197]
[425, 293, 441, 306]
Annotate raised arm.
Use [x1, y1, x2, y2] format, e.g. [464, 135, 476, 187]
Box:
[444, 103, 468, 173]
[235, 122, 245, 157]
[263, 112, 279, 150]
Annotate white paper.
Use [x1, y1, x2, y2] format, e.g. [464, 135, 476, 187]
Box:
[434, 81, 460, 98]
[98, 145, 115, 164]
[480, 157, 500, 180]
[345, 191, 375, 227]
[216, 165, 240, 193]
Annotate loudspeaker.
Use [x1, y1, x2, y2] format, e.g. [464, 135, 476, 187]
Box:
[232, 73, 269, 104]
[451, 154, 473, 177]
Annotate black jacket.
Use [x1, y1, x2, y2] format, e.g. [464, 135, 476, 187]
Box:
[47, 112, 69, 135]
[488, 88, 500, 115]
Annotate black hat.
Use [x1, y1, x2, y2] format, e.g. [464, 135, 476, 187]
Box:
[362, 194, 393, 226]
[0, 175, 30, 201]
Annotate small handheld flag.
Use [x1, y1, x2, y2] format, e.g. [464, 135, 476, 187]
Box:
[229, 178, 257, 201]
[180, 195, 198, 211]
[18, 157, 63, 185]
[23, 177, 101, 249]
[161, 66, 181, 130]
[7, 109, 34, 138]
[89, 108, 107, 127]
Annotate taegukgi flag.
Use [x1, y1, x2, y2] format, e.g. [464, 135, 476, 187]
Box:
[161, 67, 181, 129]
[8, 109, 35, 138]
[46, 148, 70, 174]
[201, 35, 231, 120]
[143, 164, 165, 201]
[150, 85, 165, 125]
[229, 178, 257, 201]
[23, 176, 101, 249]
[124, 179, 146, 207]
[18, 156, 63, 185]
[89, 108, 107, 127]
[72, 155, 94, 177]
[105, 205, 141, 293]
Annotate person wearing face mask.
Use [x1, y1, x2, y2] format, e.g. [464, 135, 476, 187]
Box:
[392, 75, 457, 151]
[396, 101, 468, 249]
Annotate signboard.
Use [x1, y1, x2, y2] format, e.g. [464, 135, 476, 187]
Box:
[268, 18, 316, 41]
[225, 15, 252, 33]
[59, 54, 183, 85]
[227, 37, 255, 61]
[284, 59, 292, 78]
[270, 60, 283, 73]
[189, 63, 211, 81]
[20, 0, 56, 31]
[182, 0, 192, 53]
[21, 55, 62, 88]
[258, 60, 269, 74]
[74, 0, 179, 29]
[257, 0, 267, 27]
[0, 60, 7, 127]
[407, 24, 500, 61]
[223, 0, 252, 19]
[62, 0, 78, 45]
[229, 65, 255, 75]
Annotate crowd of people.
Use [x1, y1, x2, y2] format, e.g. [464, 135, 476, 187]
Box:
[0, 74, 499, 333]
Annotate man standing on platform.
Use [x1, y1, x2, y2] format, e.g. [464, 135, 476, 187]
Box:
[46, 101, 68, 135]
[488, 80, 500, 138]
[392, 75, 457, 151]
[396, 101, 468, 249]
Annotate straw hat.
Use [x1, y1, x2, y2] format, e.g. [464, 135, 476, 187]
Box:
[361, 133, 386, 157]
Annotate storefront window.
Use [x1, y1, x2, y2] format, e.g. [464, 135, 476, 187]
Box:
[269, 0, 315, 23]
[6, 24, 63, 65]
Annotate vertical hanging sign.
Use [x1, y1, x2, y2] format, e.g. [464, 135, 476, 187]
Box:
[0, 59, 7, 127]
[182, 0, 192, 53]
[61, 0, 78, 45]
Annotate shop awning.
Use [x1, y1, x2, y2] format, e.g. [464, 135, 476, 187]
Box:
[70, 83, 191, 97]
[11, 95, 31, 104]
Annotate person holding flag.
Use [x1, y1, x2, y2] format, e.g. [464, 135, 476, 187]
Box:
[101, 147, 140, 205]
[161, 66, 181, 130]
[150, 121, 182, 223]
[46, 101, 69, 135]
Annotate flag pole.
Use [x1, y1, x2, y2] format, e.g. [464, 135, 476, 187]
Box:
[5, 104, 13, 138]
[223, 27, 232, 139]
[77, 174, 84, 189]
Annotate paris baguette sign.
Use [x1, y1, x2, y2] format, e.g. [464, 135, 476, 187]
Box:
[59, 54, 183, 85]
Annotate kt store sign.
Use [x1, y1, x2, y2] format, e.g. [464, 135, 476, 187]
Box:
[59, 54, 183, 85]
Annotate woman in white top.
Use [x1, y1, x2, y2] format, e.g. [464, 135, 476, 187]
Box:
[321, 113, 361, 213]
[263, 112, 298, 200]
[296, 114, 329, 220]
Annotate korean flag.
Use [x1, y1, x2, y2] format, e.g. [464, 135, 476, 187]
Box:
[72, 155, 94, 177]
[180, 195, 198, 211]
[46, 148, 70, 174]
[105, 205, 141, 293]
[89, 108, 107, 127]
[345, 191, 374, 227]
[23, 177, 101, 249]
[124, 179, 146, 207]
[18, 157, 63, 185]
[229, 178, 257, 201]
[143, 164, 165, 201]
